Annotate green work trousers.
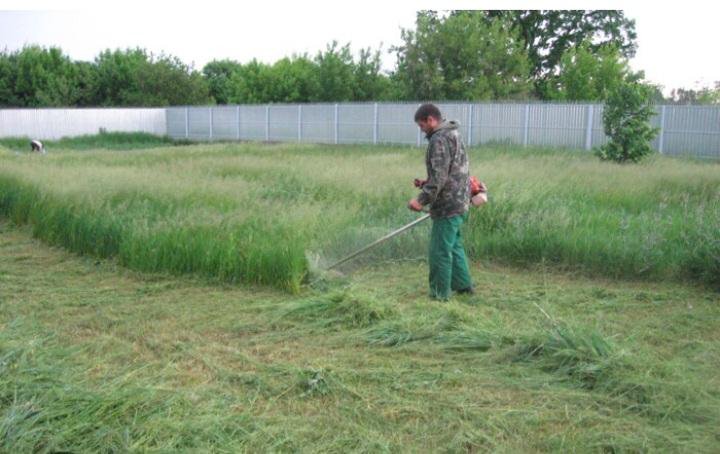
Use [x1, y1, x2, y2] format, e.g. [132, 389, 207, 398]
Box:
[428, 213, 473, 300]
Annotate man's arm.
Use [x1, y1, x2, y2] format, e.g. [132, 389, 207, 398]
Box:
[417, 137, 450, 206]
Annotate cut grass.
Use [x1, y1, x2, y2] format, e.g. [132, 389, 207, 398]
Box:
[1, 222, 719, 451]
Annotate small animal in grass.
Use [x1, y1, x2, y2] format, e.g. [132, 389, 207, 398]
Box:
[30, 139, 46, 154]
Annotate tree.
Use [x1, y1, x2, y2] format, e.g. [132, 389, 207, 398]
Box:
[314, 42, 356, 102]
[352, 47, 394, 101]
[0, 45, 91, 107]
[486, 10, 637, 80]
[94, 48, 210, 106]
[226, 60, 273, 104]
[224, 43, 395, 104]
[0, 50, 19, 106]
[203, 59, 243, 104]
[267, 55, 321, 102]
[134, 54, 210, 106]
[596, 82, 658, 163]
[73, 60, 99, 106]
[394, 11, 532, 100]
[545, 42, 632, 101]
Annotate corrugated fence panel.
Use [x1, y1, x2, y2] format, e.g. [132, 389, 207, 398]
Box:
[663, 106, 720, 158]
[301, 104, 334, 143]
[475, 104, 525, 145]
[166, 107, 186, 138]
[435, 103, 471, 145]
[212, 106, 239, 140]
[268, 105, 298, 142]
[187, 108, 211, 140]
[591, 104, 609, 149]
[528, 104, 587, 149]
[0, 108, 166, 140]
[339, 104, 374, 144]
[239, 105, 266, 141]
[378, 103, 417, 145]
[3, 104, 719, 158]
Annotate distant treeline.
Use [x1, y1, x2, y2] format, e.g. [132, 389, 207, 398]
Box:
[1, 11, 717, 107]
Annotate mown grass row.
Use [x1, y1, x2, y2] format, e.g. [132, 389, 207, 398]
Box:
[278, 288, 719, 427]
[0, 138, 719, 290]
[3, 251, 717, 453]
[2, 219, 719, 451]
[0, 319, 267, 452]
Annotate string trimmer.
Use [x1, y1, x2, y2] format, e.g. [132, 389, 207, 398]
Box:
[326, 177, 487, 270]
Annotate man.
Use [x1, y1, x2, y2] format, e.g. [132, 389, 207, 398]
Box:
[408, 103, 473, 300]
[30, 139, 46, 154]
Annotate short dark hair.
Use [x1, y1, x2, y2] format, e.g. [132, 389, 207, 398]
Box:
[414, 103, 442, 122]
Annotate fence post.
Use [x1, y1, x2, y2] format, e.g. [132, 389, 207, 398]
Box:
[184, 106, 189, 139]
[236, 105, 240, 140]
[523, 104, 530, 147]
[208, 107, 213, 141]
[298, 104, 303, 142]
[265, 105, 270, 141]
[373, 102, 378, 144]
[658, 105, 666, 154]
[334, 103, 339, 144]
[467, 104, 474, 147]
[585, 104, 594, 151]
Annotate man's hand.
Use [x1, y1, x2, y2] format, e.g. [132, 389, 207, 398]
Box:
[471, 193, 488, 206]
[407, 198, 424, 212]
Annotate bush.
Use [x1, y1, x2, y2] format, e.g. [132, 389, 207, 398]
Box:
[596, 82, 659, 163]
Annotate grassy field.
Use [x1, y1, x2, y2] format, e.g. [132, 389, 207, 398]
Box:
[1, 221, 719, 452]
[0, 139, 718, 291]
[0, 131, 189, 151]
[0, 137, 718, 450]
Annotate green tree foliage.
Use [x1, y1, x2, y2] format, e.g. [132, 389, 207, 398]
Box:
[203, 59, 242, 104]
[222, 43, 394, 104]
[486, 10, 637, 93]
[596, 82, 659, 163]
[315, 42, 355, 102]
[545, 42, 632, 101]
[94, 48, 210, 106]
[0, 51, 19, 106]
[15, 46, 78, 106]
[0, 45, 94, 107]
[0, 12, 645, 106]
[351, 48, 394, 101]
[73, 61, 99, 106]
[269, 56, 321, 102]
[225, 55, 322, 104]
[394, 11, 531, 100]
[226, 60, 273, 104]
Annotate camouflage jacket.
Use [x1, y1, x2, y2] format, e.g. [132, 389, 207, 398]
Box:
[417, 120, 470, 218]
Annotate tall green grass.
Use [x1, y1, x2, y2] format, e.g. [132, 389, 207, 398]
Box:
[0, 131, 188, 151]
[0, 140, 718, 290]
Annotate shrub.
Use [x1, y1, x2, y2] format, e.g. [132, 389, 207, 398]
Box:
[596, 82, 659, 163]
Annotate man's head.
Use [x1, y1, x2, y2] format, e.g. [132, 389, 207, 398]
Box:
[414, 103, 442, 135]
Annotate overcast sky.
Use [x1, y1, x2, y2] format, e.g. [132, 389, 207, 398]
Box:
[1, 3, 718, 95]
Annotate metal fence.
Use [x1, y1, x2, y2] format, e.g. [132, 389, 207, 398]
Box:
[1, 104, 718, 159]
[0, 107, 167, 140]
[166, 103, 720, 159]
